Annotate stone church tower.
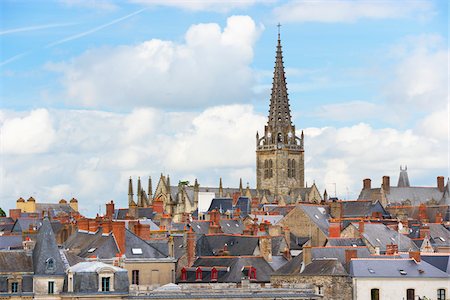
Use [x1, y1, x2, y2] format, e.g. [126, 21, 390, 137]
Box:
[256, 30, 305, 196]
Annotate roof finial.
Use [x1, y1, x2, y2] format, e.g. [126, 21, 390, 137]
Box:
[277, 22, 281, 41]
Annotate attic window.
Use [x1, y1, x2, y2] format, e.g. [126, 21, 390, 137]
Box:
[88, 248, 96, 253]
[196, 225, 201, 229]
[314, 214, 319, 219]
[46, 258, 55, 271]
[132, 248, 143, 255]
[368, 268, 375, 274]
[352, 244, 357, 247]
[438, 237, 446, 242]
[399, 270, 407, 275]
[227, 223, 230, 227]
[376, 238, 381, 244]
[317, 207, 326, 214]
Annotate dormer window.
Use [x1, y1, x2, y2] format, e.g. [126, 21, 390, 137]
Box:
[211, 267, 218, 281]
[181, 268, 187, 281]
[195, 267, 202, 281]
[46, 258, 55, 271]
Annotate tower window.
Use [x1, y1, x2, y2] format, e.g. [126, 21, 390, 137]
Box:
[288, 159, 292, 178]
[264, 160, 268, 179]
[292, 160, 296, 179]
[269, 160, 273, 178]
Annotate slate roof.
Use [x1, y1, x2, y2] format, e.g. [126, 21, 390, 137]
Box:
[326, 238, 366, 247]
[427, 223, 450, 247]
[220, 220, 244, 234]
[33, 217, 66, 275]
[271, 236, 286, 255]
[350, 258, 449, 278]
[421, 254, 450, 274]
[236, 197, 251, 216]
[191, 256, 274, 283]
[0, 251, 33, 273]
[290, 234, 309, 250]
[359, 187, 448, 206]
[268, 255, 289, 271]
[341, 201, 389, 218]
[35, 203, 76, 217]
[124, 230, 167, 259]
[114, 207, 154, 220]
[190, 221, 210, 236]
[196, 234, 259, 256]
[207, 198, 233, 213]
[0, 235, 23, 250]
[301, 258, 348, 276]
[273, 252, 303, 275]
[312, 247, 372, 266]
[248, 214, 283, 225]
[356, 223, 419, 253]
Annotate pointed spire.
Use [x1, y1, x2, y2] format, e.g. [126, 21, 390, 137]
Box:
[397, 165, 410, 187]
[219, 177, 223, 197]
[137, 177, 143, 207]
[147, 176, 153, 205]
[128, 177, 134, 205]
[245, 183, 252, 198]
[166, 174, 171, 188]
[239, 178, 243, 194]
[268, 24, 292, 129]
[323, 189, 328, 202]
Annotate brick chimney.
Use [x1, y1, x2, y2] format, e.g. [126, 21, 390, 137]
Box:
[9, 209, 21, 221]
[101, 220, 112, 234]
[329, 221, 341, 238]
[382, 176, 390, 193]
[152, 197, 164, 214]
[112, 221, 126, 255]
[363, 178, 372, 190]
[437, 176, 445, 192]
[386, 244, 398, 255]
[134, 221, 150, 240]
[106, 200, 115, 219]
[160, 214, 172, 230]
[77, 218, 89, 231]
[358, 220, 365, 234]
[88, 219, 98, 232]
[303, 245, 312, 265]
[283, 226, 290, 249]
[419, 225, 430, 239]
[259, 236, 272, 262]
[209, 209, 220, 226]
[345, 249, 358, 265]
[435, 211, 443, 223]
[409, 251, 421, 263]
[330, 201, 343, 219]
[186, 227, 196, 267]
[418, 204, 428, 221]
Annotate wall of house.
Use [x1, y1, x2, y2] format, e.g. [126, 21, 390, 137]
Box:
[279, 208, 327, 246]
[271, 275, 352, 300]
[124, 261, 175, 289]
[353, 277, 449, 300]
[33, 276, 65, 296]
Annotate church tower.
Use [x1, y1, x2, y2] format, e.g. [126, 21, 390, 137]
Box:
[256, 27, 304, 195]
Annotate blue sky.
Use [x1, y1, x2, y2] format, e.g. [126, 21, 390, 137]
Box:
[1, 0, 448, 216]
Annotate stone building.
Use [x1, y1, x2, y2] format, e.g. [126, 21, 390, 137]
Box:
[256, 30, 305, 196]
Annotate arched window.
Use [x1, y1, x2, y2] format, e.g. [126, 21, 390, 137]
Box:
[371, 288, 380, 300]
[180, 268, 187, 281]
[437, 288, 446, 300]
[292, 160, 296, 179]
[268, 160, 273, 178]
[195, 268, 202, 281]
[287, 159, 292, 178]
[211, 268, 218, 281]
[46, 258, 55, 271]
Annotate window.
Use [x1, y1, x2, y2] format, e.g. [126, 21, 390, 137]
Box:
[264, 160, 268, 179]
[406, 289, 415, 300]
[211, 268, 218, 281]
[46, 258, 55, 271]
[371, 288, 379, 300]
[317, 285, 323, 295]
[291, 159, 296, 178]
[48, 281, 54, 294]
[11, 282, 19, 293]
[287, 159, 292, 178]
[438, 289, 446, 300]
[195, 268, 202, 281]
[101, 277, 110, 292]
[268, 160, 273, 178]
[132, 270, 139, 285]
[131, 248, 143, 255]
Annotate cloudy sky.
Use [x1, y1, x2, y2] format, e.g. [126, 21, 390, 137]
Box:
[1, 0, 448, 216]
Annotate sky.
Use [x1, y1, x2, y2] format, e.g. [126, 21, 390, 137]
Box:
[0, 0, 448, 216]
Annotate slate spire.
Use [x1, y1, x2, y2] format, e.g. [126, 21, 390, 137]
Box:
[128, 177, 135, 206]
[268, 25, 292, 129]
[33, 217, 65, 275]
[397, 165, 410, 187]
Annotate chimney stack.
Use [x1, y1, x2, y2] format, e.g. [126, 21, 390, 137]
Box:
[303, 245, 312, 265]
[358, 220, 365, 234]
[9, 209, 21, 221]
[386, 244, 398, 255]
[77, 218, 89, 231]
[437, 176, 445, 192]
[345, 249, 358, 265]
[186, 228, 196, 267]
[106, 200, 115, 219]
[259, 236, 272, 262]
[382, 176, 390, 193]
[409, 251, 421, 263]
[112, 221, 126, 255]
[363, 178, 372, 190]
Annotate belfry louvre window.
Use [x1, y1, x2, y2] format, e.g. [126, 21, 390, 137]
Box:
[264, 160, 268, 179]
[268, 160, 273, 178]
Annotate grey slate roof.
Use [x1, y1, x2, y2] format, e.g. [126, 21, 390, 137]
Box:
[33, 217, 66, 275]
[350, 258, 449, 278]
[326, 238, 366, 247]
[290, 234, 309, 250]
[236, 197, 251, 216]
[273, 252, 303, 275]
[207, 198, 233, 213]
[124, 230, 167, 259]
[0, 235, 23, 250]
[301, 258, 348, 276]
[341, 201, 389, 218]
[356, 223, 419, 253]
[219, 220, 244, 234]
[428, 223, 450, 247]
[421, 254, 450, 274]
[196, 234, 259, 256]
[312, 247, 372, 266]
[0, 251, 33, 273]
[114, 207, 154, 220]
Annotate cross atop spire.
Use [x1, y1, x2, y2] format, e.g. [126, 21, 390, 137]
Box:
[277, 22, 281, 40]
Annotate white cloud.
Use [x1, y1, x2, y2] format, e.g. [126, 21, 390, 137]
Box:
[48, 16, 261, 109]
[0, 109, 56, 154]
[273, 0, 434, 23]
[313, 101, 384, 122]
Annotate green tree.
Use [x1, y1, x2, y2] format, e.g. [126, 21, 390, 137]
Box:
[0, 207, 5, 217]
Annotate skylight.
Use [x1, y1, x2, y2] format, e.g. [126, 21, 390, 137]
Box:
[368, 268, 375, 274]
[390, 237, 396, 242]
[399, 270, 407, 275]
[227, 223, 230, 227]
[235, 224, 239, 227]
[438, 237, 446, 242]
[132, 248, 143, 255]
[314, 214, 319, 219]
[376, 238, 381, 244]
[87, 248, 96, 253]
[317, 207, 326, 214]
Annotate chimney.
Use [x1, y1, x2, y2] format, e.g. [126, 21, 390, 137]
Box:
[303, 245, 312, 265]
[329, 221, 341, 238]
[134, 222, 150, 240]
[22, 237, 35, 256]
[168, 236, 174, 257]
[9, 209, 21, 221]
[259, 236, 272, 262]
[418, 204, 428, 221]
[209, 209, 220, 226]
[345, 249, 358, 265]
[363, 178, 372, 190]
[358, 220, 365, 234]
[386, 244, 398, 255]
[283, 226, 291, 249]
[160, 214, 172, 230]
[186, 228, 196, 267]
[409, 251, 421, 263]
[382, 176, 390, 193]
[77, 218, 89, 231]
[419, 225, 430, 239]
[101, 220, 112, 234]
[435, 211, 443, 224]
[152, 197, 164, 214]
[88, 219, 98, 232]
[330, 201, 342, 219]
[112, 221, 126, 255]
[106, 200, 115, 219]
[437, 176, 445, 192]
